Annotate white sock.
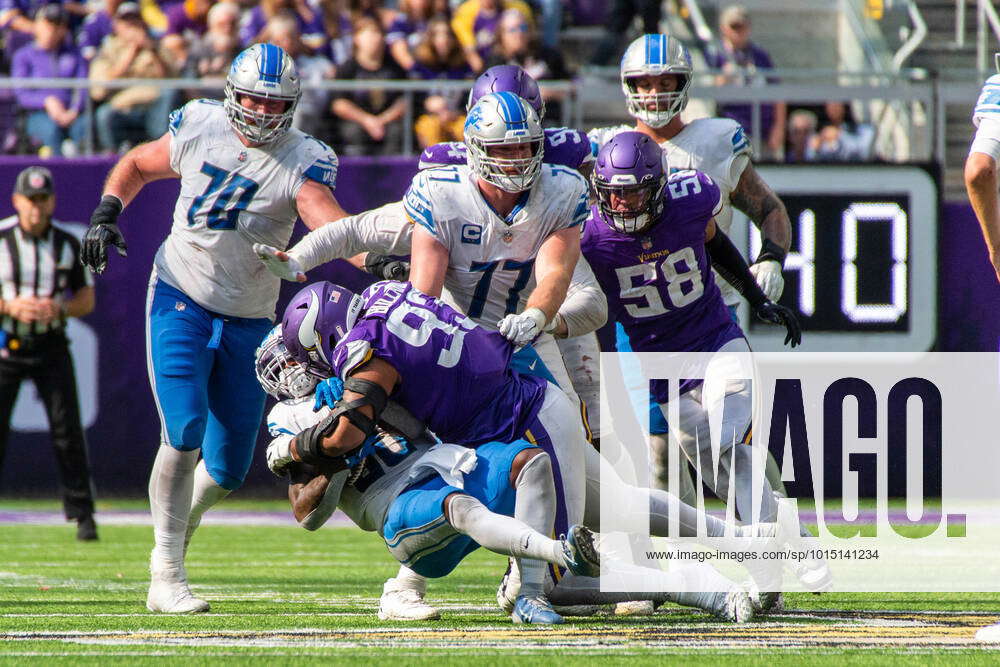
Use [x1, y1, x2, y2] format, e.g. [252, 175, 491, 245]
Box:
[512, 453, 556, 598]
[149, 444, 199, 573]
[184, 459, 231, 552]
[390, 565, 428, 594]
[446, 494, 567, 569]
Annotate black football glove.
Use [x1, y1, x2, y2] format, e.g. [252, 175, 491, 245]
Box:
[754, 300, 802, 348]
[81, 195, 127, 274]
[364, 253, 410, 281]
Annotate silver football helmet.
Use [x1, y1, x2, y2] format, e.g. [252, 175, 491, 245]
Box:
[464, 91, 544, 193]
[255, 326, 319, 400]
[620, 34, 693, 128]
[225, 43, 301, 145]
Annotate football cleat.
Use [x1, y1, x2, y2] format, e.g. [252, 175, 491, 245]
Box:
[378, 578, 441, 621]
[147, 550, 209, 614]
[511, 595, 563, 625]
[563, 525, 600, 578]
[146, 572, 209, 614]
[709, 586, 755, 623]
[496, 558, 599, 617]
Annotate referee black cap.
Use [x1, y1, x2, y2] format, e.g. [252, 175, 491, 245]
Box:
[14, 166, 54, 198]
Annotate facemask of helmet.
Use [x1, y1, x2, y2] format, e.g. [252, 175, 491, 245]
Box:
[620, 34, 693, 128]
[225, 43, 301, 145]
[464, 91, 544, 193]
[255, 326, 319, 399]
[592, 131, 667, 234]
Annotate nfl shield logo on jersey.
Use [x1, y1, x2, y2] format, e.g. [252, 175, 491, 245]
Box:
[502, 231, 514, 244]
[237, 151, 248, 162]
[641, 237, 653, 250]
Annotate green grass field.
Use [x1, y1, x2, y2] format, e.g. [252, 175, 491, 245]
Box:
[1, 499, 999, 664]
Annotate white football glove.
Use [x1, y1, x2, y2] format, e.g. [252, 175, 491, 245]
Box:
[254, 243, 306, 282]
[749, 259, 785, 302]
[266, 434, 295, 476]
[497, 307, 550, 346]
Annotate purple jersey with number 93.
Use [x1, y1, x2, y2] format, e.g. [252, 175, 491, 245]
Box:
[329, 281, 547, 445]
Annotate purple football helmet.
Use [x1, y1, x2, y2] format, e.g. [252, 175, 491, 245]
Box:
[281, 281, 364, 378]
[592, 131, 667, 234]
[467, 65, 544, 119]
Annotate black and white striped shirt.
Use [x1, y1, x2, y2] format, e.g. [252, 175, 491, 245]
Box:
[0, 215, 92, 337]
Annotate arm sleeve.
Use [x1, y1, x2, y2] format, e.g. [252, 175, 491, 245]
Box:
[287, 202, 411, 270]
[558, 257, 608, 337]
[705, 229, 767, 308]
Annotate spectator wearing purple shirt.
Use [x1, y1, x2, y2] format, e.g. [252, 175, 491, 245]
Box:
[385, 0, 434, 72]
[704, 4, 786, 158]
[12, 5, 88, 156]
[410, 15, 472, 148]
[161, 0, 210, 71]
[1, 0, 61, 64]
[77, 0, 119, 61]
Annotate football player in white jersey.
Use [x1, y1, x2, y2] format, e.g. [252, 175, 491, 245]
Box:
[966, 60, 1000, 643]
[966, 64, 1000, 286]
[79, 44, 348, 614]
[406, 90, 589, 361]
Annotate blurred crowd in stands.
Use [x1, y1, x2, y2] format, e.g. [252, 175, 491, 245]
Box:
[1, 0, 875, 162]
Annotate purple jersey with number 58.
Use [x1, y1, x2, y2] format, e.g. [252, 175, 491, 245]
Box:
[418, 127, 596, 171]
[582, 169, 742, 355]
[329, 281, 547, 445]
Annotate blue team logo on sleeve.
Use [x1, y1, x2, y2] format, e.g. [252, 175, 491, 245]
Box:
[404, 181, 435, 234]
[168, 107, 184, 135]
[732, 126, 750, 154]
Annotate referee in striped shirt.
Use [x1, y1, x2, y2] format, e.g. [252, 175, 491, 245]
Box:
[0, 166, 97, 540]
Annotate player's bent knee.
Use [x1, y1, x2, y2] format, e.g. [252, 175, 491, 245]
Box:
[441, 491, 470, 525]
[509, 447, 547, 488]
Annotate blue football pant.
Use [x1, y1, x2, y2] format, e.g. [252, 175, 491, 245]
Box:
[146, 278, 272, 490]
